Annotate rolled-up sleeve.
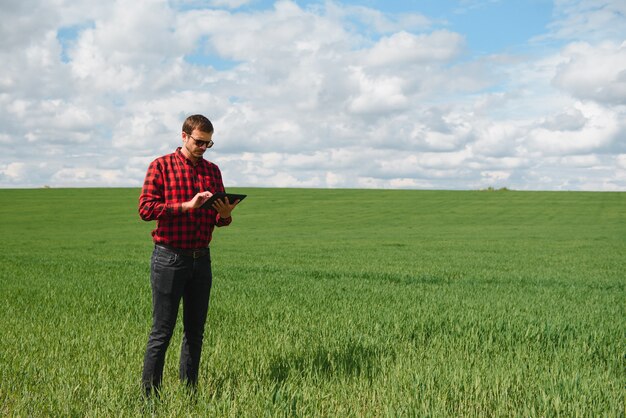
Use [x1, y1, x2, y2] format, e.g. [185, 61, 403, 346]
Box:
[212, 166, 232, 228]
[216, 215, 232, 227]
[139, 160, 183, 221]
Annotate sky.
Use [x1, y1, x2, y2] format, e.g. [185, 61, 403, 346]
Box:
[1, 0, 625, 190]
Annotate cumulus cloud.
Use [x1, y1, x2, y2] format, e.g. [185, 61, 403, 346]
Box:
[540, 108, 587, 131]
[547, 0, 626, 42]
[363, 30, 465, 67]
[208, 0, 253, 9]
[347, 68, 409, 114]
[0, 162, 27, 181]
[0, 0, 625, 190]
[525, 102, 620, 156]
[553, 41, 626, 105]
[324, 1, 432, 34]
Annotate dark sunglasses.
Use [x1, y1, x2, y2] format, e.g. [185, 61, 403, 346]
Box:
[188, 135, 214, 148]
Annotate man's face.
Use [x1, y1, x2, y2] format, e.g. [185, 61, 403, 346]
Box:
[183, 129, 213, 160]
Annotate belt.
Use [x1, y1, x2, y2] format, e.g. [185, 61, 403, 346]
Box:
[155, 244, 209, 259]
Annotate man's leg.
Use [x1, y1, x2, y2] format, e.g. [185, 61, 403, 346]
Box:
[179, 251, 212, 387]
[142, 246, 189, 396]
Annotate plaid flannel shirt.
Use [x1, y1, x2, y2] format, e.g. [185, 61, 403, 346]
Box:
[139, 147, 231, 249]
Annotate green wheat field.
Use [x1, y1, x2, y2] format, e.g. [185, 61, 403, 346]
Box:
[0, 187, 624, 416]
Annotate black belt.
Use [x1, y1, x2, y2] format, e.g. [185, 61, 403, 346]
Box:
[155, 244, 209, 259]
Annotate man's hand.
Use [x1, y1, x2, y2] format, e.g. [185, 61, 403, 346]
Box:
[212, 196, 239, 219]
[182, 191, 213, 212]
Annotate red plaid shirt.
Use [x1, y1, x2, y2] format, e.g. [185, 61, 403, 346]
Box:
[139, 147, 232, 249]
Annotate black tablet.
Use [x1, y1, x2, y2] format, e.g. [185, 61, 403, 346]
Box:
[200, 192, 247, 209]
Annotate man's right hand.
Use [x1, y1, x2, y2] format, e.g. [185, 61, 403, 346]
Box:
[182, 191, 213, 212]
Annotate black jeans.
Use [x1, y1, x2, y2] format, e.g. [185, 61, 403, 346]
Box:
[142, 245, 212, 394]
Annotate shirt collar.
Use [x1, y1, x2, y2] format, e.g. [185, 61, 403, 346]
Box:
[175, 147, 202, 166]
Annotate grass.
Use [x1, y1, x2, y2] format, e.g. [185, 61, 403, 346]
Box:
[0, 187, 624, 416]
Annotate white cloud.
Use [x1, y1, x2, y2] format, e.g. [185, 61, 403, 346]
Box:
[388, 178, 423, 189]
[51, 167, 128, 186]
[553, 41, 626, 105]
[67, 0, 183, 96]
[347, 68, 409, 114]
[0, 0, 58, 50]
[557, 154, 602, 167]
[540, 108, 587, 131]
[548, 0, 626, 42]
[0, 0, 625, 190]
[325, 171, 343, 188]
[524, 101, 620, 156]
[470, 121, 523, 158]
[208, 0, 253, 9]
[363, 30, 464, 67]
[480, 170, 511, 183]
[1, 162, 27, 180]
[324, 1, 432, 34]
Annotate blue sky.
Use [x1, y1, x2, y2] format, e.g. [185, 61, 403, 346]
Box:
[361, 0, 553, 53]
[170, 0, 559, 72]
[1, 0, 625, 190]
[213, 0, 557, 53]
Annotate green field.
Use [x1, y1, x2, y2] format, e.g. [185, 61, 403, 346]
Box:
[0, 187, 624, 416]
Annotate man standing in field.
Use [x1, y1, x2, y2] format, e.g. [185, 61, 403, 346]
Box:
[138, 114, 238, 397]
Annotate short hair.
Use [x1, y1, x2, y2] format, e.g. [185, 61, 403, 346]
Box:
[182, 114, 214, 135]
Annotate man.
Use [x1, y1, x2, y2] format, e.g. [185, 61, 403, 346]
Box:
[138, 114, 238, 396]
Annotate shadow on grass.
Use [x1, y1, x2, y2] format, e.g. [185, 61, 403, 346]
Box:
[268, 341, 381, 385]
[304, 269, 465, 285]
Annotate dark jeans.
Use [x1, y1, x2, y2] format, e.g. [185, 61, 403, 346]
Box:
[142, 245, 212, 395]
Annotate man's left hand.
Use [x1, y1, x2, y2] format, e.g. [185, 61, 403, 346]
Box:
[212, 197, 239, 219]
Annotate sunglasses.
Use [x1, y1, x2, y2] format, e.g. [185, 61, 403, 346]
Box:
[188, 135, 214, 148]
